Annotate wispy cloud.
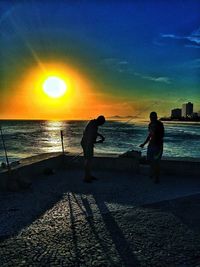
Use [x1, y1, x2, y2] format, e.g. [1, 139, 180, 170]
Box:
[158, 27, 200, 48]
[161, 34, 180, 39]
[101, 58, 131, 73]
[187, 58, 200, 69]
[184, 45, 200, 49]
[101, 58, 129, 66]
[174, 58, 200, 69]
[182, 58, 200, 69]
[101, 58, 118, 64]
[118, 61, 128, 65]
[101, 58, 171, 84]
[134, 72, 171, 84]
[189, 27, 200, 44]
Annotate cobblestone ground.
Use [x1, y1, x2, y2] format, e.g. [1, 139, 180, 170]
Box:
[0, 170, 200, 266]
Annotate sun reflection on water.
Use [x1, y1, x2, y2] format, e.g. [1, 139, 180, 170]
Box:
[39, 121, 70, 153]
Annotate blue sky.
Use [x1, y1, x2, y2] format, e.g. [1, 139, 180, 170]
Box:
[0, 0, 200, 118]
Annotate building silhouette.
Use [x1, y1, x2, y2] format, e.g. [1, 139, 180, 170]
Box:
[163, 102, 200, 121]
[171, 108, 182, 119]
[182, 102, 193, 118]
[192, 112, 198, 119]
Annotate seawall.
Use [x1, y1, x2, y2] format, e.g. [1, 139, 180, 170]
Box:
[0, 153, 199, 191]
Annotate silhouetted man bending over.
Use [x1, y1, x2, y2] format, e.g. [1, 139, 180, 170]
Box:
[140, 112, 164, 183]
[81, 115, 106, 183]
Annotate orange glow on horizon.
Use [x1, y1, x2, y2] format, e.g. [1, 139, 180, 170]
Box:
[1, 63, 106, 119]
[0, 62, 139, 120]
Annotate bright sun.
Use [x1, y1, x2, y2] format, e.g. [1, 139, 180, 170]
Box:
[43, 76, 67, 98]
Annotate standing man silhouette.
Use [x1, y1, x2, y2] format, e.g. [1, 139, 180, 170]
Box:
[81, 115, 106, 183]
[140, 112, 164, 183]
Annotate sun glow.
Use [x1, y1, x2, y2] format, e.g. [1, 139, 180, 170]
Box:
[2, 61, 126, 120]
[3, 62, 108, 120]
[43, 76, 67, 98]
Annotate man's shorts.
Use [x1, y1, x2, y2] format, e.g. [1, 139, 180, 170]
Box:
[81, 142, 94, 159]
[147, 144, 163, 162]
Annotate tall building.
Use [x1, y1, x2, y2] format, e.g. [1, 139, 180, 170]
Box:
[171, 108, 182, 119]
[182, 102, 193, 117]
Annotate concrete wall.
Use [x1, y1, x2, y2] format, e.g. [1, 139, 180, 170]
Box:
[65, 155, 140, 172]
[140, 159, 200, 177]
[0, 154, 65, 191]
[0, 153, 199, 191]
[0, 154, 140, 191]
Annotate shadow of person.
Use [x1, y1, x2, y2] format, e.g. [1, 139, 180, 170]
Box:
[75, 192, 140, 266]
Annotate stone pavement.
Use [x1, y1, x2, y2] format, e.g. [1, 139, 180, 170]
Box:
[0, 169, 200, 266]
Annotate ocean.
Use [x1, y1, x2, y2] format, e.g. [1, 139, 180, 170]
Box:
[0, 120, 200, 163]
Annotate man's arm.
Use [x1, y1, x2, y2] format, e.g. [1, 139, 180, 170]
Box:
[95, 133, 105, 143]
[139, 134, 150, 148]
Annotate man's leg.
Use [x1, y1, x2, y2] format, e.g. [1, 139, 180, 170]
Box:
[82, 144, 94, 182]
[153, 161, 160, 183]
[149, 161, 154, 179]
[154, 146, 162, 183]
[147, 146, 154, 179]
[84, 159, 92, 182]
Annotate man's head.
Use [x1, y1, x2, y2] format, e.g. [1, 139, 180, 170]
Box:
[150, 111, 158, 122]
[96, 115, 106, 125]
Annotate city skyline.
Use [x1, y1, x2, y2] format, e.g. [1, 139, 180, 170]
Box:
[0, 1, 200, 120]
[170, 101, 200, 120]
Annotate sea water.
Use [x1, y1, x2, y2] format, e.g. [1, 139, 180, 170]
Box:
[0, 120, 200, 163]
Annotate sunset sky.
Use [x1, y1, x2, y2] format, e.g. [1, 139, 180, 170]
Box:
[0, 0, 200, 120]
